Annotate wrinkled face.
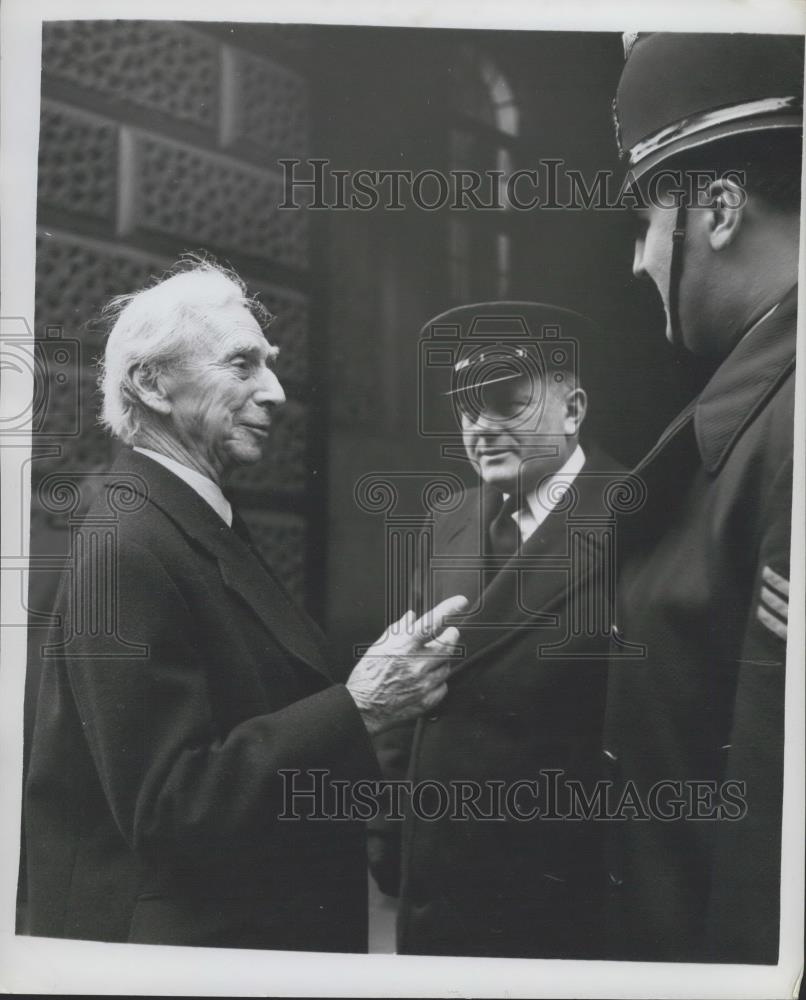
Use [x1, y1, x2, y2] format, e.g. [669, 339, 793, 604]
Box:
[459, 372, 574, 495]
[165, 302, 286, 478]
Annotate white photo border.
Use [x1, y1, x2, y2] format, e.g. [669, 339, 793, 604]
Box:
[1, 1, 803, 995]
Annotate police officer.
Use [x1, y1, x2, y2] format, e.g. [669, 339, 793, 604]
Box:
[604, 33, 803, 963]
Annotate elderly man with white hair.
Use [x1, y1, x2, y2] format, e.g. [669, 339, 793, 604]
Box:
[22, 258, 466, 952]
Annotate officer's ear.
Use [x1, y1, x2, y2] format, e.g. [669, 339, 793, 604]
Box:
[707, 176, 745, 251]
[563, 387, 587, 436]
[130, 361, 173, 416]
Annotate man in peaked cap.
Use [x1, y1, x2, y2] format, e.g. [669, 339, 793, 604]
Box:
[603, 32, 803, 963]
[369, 301, 624, 958]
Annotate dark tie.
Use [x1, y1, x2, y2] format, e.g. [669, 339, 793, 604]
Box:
[230, 509, 254, 547]
[488, 494, 520, 557]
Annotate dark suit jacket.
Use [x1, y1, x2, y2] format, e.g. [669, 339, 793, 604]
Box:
[603, 288, 797, 963]
[22, 449, 378, 952]
[370, 446, 623, 958]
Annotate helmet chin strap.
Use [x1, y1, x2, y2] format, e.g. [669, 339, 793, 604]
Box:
[667, 202, 688, 350]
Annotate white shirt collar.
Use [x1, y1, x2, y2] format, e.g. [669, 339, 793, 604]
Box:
[740, 301, 780, 344]
[133, 447, 233, 527]
[504, 444, 586, 543]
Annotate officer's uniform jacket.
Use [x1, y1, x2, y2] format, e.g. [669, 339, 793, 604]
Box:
[603, 286, 797, 963]
[23, 448, 379, 952]
[371, 446, 622, 958]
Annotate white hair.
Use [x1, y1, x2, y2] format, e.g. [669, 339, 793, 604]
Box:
[98, 256, 275, 444]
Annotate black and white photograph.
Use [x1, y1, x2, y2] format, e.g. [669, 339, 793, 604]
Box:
[1, 1, 804, 996]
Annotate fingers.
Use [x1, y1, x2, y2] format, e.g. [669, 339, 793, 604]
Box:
[424, 626, 460, 650]
[387, 609, 415, 636]
[414, 594, 469, 641]
[434, 625, 460, 649]
[421, 629, 461, 677]
[369, 609, 415, 649]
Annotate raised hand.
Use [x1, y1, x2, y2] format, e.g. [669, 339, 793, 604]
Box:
[346, 595, 468, 735]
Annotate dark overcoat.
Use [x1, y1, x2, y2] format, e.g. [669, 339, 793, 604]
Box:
[602, 286, 797, 963]
[23, 448, 378, 952]
[371, 447, 623, 958]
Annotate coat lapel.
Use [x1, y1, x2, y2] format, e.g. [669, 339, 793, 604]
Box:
[428, 488, 489, 612]
[449, 447, 622, 668]
[215, 536, 330, 676]
[694, 283, 797, 473]
[110, 449, 329, 677]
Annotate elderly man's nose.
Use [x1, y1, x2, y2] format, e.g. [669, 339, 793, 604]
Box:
[255, 367, 286, 406]
[473, 410, 499, 431]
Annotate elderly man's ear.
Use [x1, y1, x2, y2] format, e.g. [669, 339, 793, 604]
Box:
[130, 363, 173, 416]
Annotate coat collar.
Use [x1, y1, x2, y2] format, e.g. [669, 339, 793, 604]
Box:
[694, 284, 798, 473]
[109, 449, 329, 676]
[632, 285, 798, 480]
[442, 443, 608, 551]
[437, 444, 623, 665]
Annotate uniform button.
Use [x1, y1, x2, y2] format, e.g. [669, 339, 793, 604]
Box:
[608, 871, 624, 888]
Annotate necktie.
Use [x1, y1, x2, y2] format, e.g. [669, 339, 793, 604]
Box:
[488, 494, 520, 557]
[230, 509, 254, 547]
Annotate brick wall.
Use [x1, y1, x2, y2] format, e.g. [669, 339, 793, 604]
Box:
[32, 20, 319, 609]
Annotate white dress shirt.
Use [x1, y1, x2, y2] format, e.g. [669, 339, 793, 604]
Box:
[133, 447, 233, 526]
[506, 444, 585, 544]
